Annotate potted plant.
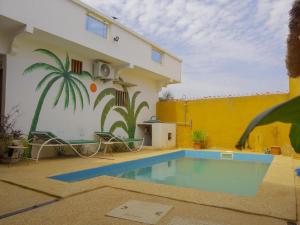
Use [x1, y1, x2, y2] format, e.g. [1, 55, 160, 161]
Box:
[270, 146, 281, 155]
[192, 130, 207, 149]
[0, 106, 25, 162]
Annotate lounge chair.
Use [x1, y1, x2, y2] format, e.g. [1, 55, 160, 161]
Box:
[28, 131, 101, 161]
[94, 132, 144, 154]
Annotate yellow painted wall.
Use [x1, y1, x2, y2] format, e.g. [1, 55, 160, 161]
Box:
[157, 93, 292, 151]
[289, 77, 300, 97]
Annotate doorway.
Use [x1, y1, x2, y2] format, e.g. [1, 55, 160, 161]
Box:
[0, 55, 4, 115]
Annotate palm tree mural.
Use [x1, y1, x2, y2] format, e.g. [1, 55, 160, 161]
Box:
[24, 49, 92, 142]
[93, 82, 149, 139]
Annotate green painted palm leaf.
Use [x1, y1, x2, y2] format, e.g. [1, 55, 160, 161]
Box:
[69, 81, 77, 112]
[101, 98, 116, 131]
[64, 80, 70, 109]
[130, 91, 141, 115]
[64, 54, 70, 72]
[114, 107, 129, 123]
[36, 72, 60, 91]
[53, 79, 65, 107]
[134, 101, 149, 121]
[24, 63, 62, 74]
[34, 49, 65, 71]
[93, 81, 149, 139]
[70, 75, 91, 105]
[110, 120, 128, 133]
[25, 48, 92, 157]
[236, 95, 300, 152]
[78, 71, 93, 79]
[69, 79, 84, 110]
[94, 88, 116, 109]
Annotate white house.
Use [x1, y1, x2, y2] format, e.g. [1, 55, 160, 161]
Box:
[0, 0, 182, 155]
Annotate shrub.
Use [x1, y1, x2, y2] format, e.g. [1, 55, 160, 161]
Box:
[192, 130, 207, 143]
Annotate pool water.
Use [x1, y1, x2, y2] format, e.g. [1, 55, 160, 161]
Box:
[49, 151, 272, 196]
[116, 157, 270, 196]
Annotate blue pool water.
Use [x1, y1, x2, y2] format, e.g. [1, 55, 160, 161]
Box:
[50, 150, 273, 196]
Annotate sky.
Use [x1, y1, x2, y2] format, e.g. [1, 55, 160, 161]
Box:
[82, 0, 294, 99]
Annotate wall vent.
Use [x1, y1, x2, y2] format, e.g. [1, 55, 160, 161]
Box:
[220, 151, 234, 160]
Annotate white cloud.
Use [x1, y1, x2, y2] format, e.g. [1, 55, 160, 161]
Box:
[82, 0, 293, 98]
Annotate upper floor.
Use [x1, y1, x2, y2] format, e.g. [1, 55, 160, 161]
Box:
[0, 0, 182, 86]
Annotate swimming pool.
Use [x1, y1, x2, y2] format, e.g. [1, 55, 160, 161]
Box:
[50, 150, 273, 196]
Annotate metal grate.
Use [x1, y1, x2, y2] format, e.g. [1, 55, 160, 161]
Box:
[71, 59, 82, 74]
[220, 151, 233, 160]
[115, 90, 128, 107]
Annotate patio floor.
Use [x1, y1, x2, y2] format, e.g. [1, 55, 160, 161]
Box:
[0, 149, 298, 225]
[0, 181, 56, 217]
[0, 187, 287, 225]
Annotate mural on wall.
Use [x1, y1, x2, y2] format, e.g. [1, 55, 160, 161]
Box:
[93, 80, 149, 139]
[24, 49, 93, 140]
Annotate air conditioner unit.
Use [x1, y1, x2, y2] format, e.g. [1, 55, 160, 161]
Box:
[93, 61, 115, 80]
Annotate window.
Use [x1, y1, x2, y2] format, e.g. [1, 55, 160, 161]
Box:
[71, 59, 82, 74]
[86, 15, 108, 39]
[151, 48, 163, 63]
[115, 90, 128, 107]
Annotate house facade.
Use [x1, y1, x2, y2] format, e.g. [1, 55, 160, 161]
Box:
[0, 0, 182, 150]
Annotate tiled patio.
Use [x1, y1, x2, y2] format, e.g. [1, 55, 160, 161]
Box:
[0, 149, 298, 225]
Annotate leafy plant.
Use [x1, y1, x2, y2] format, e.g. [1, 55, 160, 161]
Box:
[24, 49, 92, 148]
[94, 80, 149, 139]
[0, 106, 23, 155]
[192, 130, 207, 143]
[0, 106, 22, 139]
[236, 95, 300, 152]
[159, 90, 174, 101]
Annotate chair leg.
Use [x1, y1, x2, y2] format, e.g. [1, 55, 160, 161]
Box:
[109, 145, 113, 156]
[103, 145, 107, 155]
[103, 145, 113, 156]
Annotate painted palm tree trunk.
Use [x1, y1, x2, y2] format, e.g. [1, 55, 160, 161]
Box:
[28, 77, 60, 139]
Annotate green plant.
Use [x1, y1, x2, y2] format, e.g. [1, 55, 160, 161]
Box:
[192, 130, 207, 143]
[236, 95, 300, 152]
[159, 90, 174, 101]
[0, 106, 23, 155]
[94, 79, 149, 139]
[24, 49, 92, 155]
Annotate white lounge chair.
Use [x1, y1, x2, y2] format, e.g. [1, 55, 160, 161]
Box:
[94, 131, 144, 154]
[28, 131, 102, 161]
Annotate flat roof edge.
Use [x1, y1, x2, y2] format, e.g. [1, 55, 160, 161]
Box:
[71, 0, 182, 63]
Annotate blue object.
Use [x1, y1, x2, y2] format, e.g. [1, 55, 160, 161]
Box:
[295, 168, 300, 176]
[49, 150, 273, 196]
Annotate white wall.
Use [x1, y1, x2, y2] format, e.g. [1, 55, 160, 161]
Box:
[5, 37, 158, 142]
[0, 32, 11, 54]
[0, 0, 181, 82]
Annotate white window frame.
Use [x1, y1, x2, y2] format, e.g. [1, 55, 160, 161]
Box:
[86, 15, 109, 39]
[151, 48, 163, 64]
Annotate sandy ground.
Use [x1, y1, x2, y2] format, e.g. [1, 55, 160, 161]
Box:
[0, 149, 298, 224]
